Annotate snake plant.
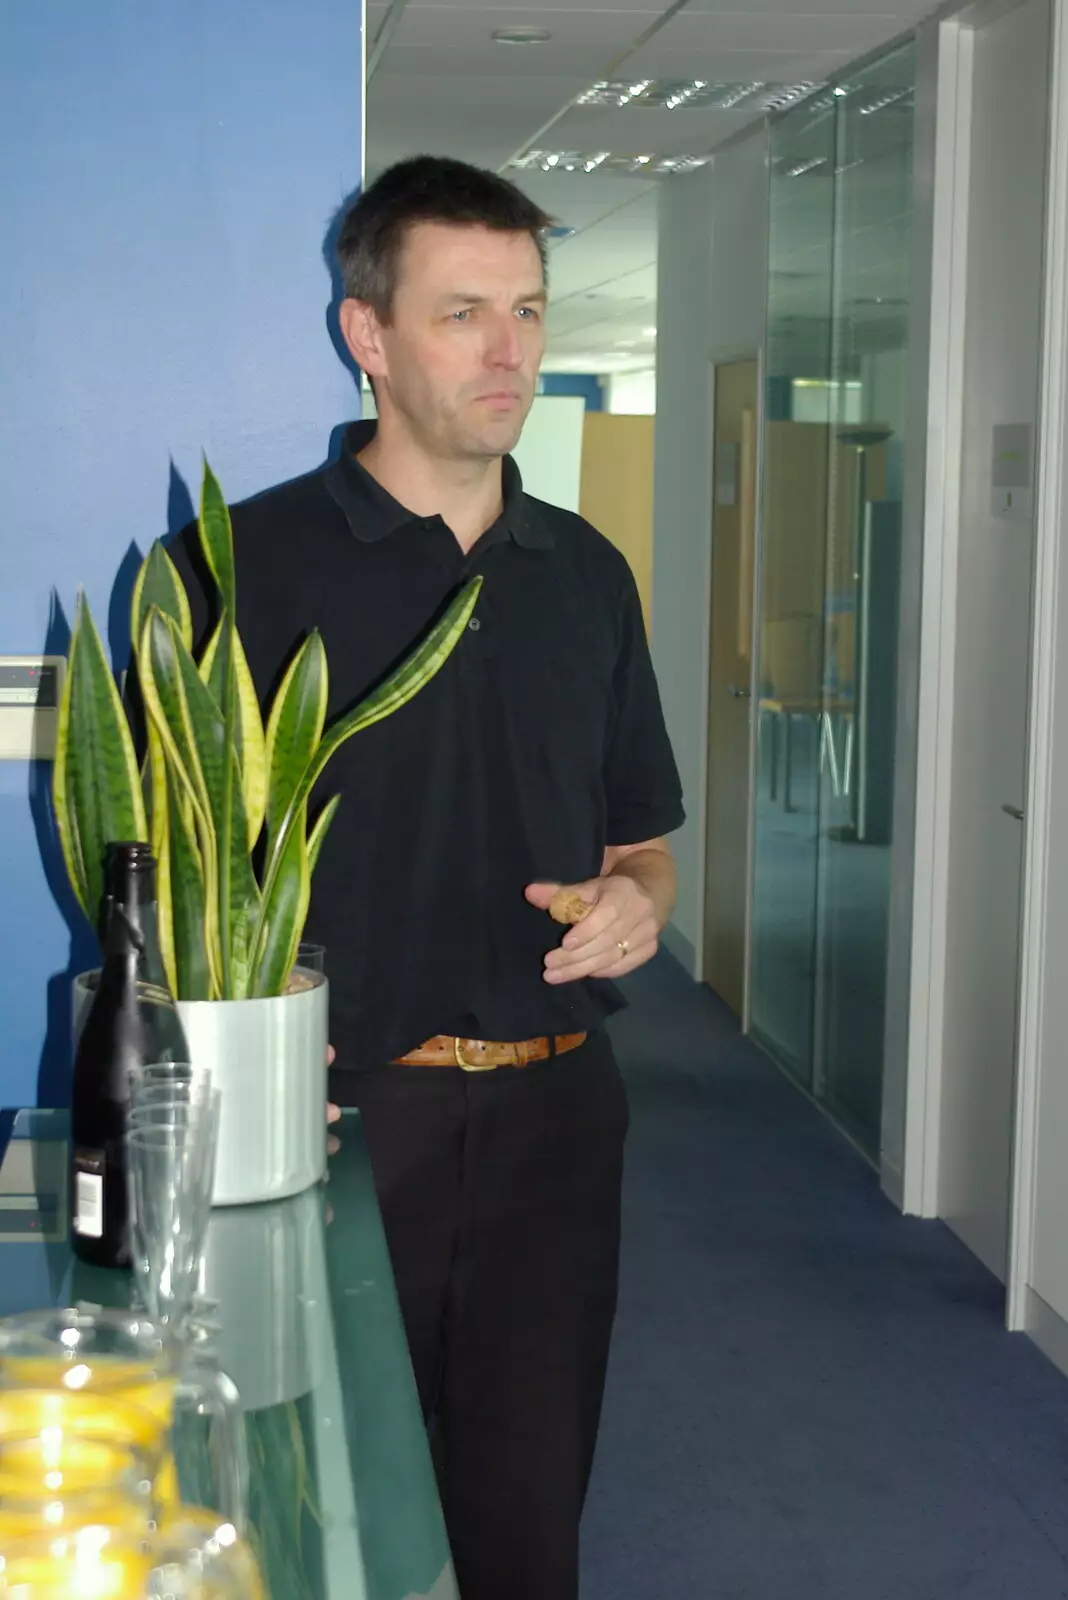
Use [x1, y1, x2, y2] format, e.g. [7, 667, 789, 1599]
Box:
[53, 461, 480, 1000]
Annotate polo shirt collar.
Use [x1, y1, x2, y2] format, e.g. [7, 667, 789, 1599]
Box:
[324, 420, 553, 549]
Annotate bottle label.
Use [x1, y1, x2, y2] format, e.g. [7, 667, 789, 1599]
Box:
[73, 1149, 105, 1239]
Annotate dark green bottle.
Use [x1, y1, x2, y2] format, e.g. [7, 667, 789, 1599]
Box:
[70, 843, 188, 1267]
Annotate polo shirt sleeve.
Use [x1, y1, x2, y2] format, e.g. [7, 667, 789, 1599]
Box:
[603, 566, 685, 846]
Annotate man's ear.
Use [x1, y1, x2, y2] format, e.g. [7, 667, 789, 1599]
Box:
[339, 297, 386, 380]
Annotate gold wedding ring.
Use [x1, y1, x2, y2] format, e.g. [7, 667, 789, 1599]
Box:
[617, 939, 630, 958]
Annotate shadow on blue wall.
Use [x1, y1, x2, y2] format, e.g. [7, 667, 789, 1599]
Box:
[31, 595, 93, 1109]
[323, 192, 362, 396]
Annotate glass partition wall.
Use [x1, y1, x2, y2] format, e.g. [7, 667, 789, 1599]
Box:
[750, 42, 916, 1157]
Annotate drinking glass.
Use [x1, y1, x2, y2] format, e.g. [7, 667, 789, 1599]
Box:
[296, 943, 325, 974]
[128, 1062, 214, 1115]
[126, 1095, 221, 1328]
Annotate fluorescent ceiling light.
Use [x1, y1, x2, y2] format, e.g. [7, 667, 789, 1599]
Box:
[575, 79, 820, 112]
[785, 157, 828, 178]
[511, 150, 711, 177]
[857, 87, 913, 116]
[492, 26, 551, 44]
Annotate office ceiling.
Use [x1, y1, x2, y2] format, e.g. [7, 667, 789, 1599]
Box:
[365, 0, 939, 372]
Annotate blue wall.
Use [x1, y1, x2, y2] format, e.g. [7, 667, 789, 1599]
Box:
[0, 1, 362, 1108]
[537, 374, 604, 411]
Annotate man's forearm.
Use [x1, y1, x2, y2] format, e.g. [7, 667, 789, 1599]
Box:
[604, 846, 677, 931]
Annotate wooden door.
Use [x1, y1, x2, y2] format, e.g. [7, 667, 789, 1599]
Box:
[579, 413, 654, 630]
[703, 359, 759, 1014]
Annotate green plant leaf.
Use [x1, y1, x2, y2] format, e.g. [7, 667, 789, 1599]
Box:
[198, 460, 236, 620]
[145, 725, 178, 995]
[254, 629, 330, 996]
[167, 767, 213, 1000]
[252, 807, 310, 998]
[131, 541, 193, 660]
[53, 594, 148, 930]
[248, 796, 340, 996]
[251, 577, 480, 978]
[200, 621, 268, 847]
[264, 633, 328, 854]
[146, 610, 260, 999]
[307, 795, 340, 876]
[139, 610, 221, 988]
[197, 461, 241, 993]
[254, 793, 340, 997]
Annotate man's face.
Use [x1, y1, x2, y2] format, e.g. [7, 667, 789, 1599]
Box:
[346, 221, 546, 461]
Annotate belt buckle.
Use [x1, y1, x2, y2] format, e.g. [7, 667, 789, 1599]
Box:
[454, 1037, 497, 1072]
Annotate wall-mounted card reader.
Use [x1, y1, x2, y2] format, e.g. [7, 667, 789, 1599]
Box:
[0, 657, 66, 759]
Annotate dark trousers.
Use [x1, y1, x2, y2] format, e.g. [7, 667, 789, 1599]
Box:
[342, 1031, 628, 1600]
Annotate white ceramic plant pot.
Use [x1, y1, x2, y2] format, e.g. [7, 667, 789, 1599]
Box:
[73, 972, 329, 1207]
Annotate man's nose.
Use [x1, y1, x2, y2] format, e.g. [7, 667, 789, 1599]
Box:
[486, 317, 524, 370]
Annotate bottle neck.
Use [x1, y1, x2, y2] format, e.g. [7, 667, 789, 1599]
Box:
[103, 869, 168, 991]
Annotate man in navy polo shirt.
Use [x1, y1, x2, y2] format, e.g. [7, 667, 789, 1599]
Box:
[179, 155, 683, 1600]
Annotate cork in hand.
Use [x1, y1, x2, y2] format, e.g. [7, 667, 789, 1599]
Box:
[549, 888, 595, 926]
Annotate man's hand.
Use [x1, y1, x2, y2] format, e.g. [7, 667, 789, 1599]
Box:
[526, 839, 676, 986]
[326, 1045, 340, 1155]
[526, 874, 659, 984]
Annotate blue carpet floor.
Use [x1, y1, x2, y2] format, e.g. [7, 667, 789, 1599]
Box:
[582, 953, 1068, 1599]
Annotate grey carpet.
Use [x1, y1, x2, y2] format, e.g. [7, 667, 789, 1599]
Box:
[582, 952, 1068, 1600]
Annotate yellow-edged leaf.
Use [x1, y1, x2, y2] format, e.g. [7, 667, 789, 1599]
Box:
[139, 610, 222, 987]
[307, 795, 340, 877]
[131, 541, 193, 662]
[200, 622, 267, 848]
[145, 725, 177, 995]
[52, 594, 147, 933]
[264, 633, 328, 853]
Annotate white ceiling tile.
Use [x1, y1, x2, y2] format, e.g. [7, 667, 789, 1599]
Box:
[651, 10, 911, 51]
[624, 43, 853, 77]
[376, 41, 617, 76]
[373, 0, 662, 11]
[368, 72, 590, 109]
[383, 5, 652, 45]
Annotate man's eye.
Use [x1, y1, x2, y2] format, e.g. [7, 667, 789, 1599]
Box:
[517, 307, 541, 321]
[451, 309, 471, 323]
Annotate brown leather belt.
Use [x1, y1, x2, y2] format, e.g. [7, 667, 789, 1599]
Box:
[393, 1033, 588, 1071]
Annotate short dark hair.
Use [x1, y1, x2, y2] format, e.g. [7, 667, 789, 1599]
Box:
[336, 155, 554, 320]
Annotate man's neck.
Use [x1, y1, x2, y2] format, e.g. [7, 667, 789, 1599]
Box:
[358, 419, 505, 555]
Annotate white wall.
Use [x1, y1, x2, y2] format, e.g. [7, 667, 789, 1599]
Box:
[360, 383, 585, 512]
[652, 130, 769, 971]
[511, 395, 586, 512]
[604, 369, 657, 415]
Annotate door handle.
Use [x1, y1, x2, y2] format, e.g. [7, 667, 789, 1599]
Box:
[727, 685, 752, 699]
[1001, 804, 1025, 821]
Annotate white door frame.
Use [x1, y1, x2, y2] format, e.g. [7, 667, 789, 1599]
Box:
[1007, 0, 1068, 1328]
[898, 13, 972, 1217]
[696, 342, 766, 1017]
[901, 0, 1068, 1292]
